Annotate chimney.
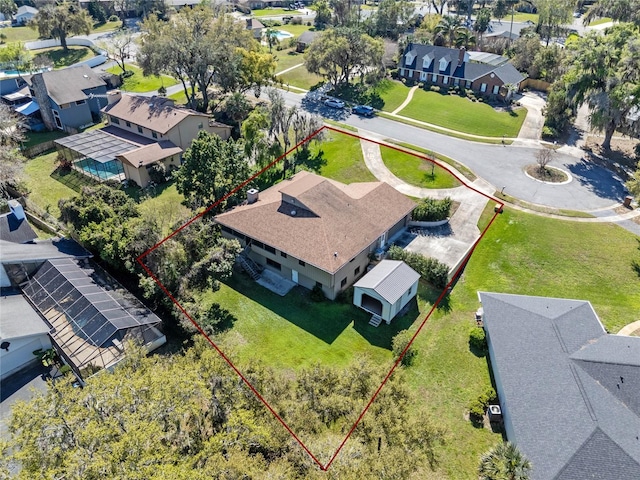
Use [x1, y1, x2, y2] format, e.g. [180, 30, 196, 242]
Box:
[8, 199, 25, 221]
[106, 90, 122, 105]
[247, 188, 259, 204]
[458, 47, 467, 67]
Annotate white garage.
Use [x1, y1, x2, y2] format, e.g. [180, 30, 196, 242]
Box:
[0, 291, 51, 380]
[353, 260, 420, 324]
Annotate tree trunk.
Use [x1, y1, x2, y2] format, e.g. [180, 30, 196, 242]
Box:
[60, 33, 68, 52]
[602, 124, 615, 151]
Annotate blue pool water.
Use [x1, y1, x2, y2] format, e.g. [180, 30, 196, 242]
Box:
[76, 159, 123, 180]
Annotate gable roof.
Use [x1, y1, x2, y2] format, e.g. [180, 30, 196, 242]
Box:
[353, 260, 420, 304]
[403, 43, 524, 84]
[215, 171, 416, 274]
[298, 30, 319, 45]
[117, 141, 182, 168]
[0, 202, 37, 244]
[102, 94, 218, 135]
[16, 5, 38, 15]
[34, 65, 106, 105]
[479, 292, 640, 480]
[246, 18, 264, 29]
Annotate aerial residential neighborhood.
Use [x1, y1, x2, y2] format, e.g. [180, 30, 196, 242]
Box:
[0, 0, 639, 478]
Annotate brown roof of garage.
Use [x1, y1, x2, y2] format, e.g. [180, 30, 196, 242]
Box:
[116, 141, 182, 167]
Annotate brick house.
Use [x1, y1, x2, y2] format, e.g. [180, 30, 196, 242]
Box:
[399, 43, 525, 99]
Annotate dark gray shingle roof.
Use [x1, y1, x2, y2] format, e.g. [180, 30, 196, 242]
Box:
[0, 210, 37, 244]
[40, 65, 106, 105]
[479, 292, 640, 480]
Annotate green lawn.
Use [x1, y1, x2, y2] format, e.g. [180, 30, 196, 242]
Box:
[398, 89, 527, 137]
[386, 140, 477, 181]
[0, 26, 39, 43]
[310, 130, 376, 184]
[168, 89, 189, 105]
[277, 65, 322, 90]
[279, 24, 313, 37]
[91, 20, 121, 33]
[274, 47, 305, 73]
[251, 8, 298, 16]
[30, 46, 94, 69]
[506, 12, 539, 23]
[376, 79, 411, 112]
[589, 16, 613, 25]
[106, 64, 178, 93]
[22, 130, 68, 149]
[380, 145, 461, 189]
[23, 151, 80, 218]
[137, 182, 190, 236]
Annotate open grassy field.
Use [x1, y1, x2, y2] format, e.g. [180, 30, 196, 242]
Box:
[30, 46, 93, 68]
[107, 64, 178, 93]
[251, 8, 298, 16]
[274, 47, 305, 73]
[376, 79, 411, 112]
[589, 16, 613, 25]
[309, 129, 376, 183]
[277, 65, 322, 90]
[380, 145, 461, 189]
[279, 24, 313, 37]
[507, 12, 539, 23]
[398, 89, 527, 138]
[91, 20, 121, 33]
[0, 26, 39, 43]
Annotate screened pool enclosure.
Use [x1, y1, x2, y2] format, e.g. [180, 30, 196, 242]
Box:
[22, 258, 165, 376]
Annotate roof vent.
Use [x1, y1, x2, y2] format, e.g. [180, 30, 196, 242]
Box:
[290, 210, 297, 216]
[247, 188, 259, 204]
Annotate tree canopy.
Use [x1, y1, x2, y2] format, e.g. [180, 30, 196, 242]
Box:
[304, 27, 383, 88]
[174, 131, 250, 211]
[1, 340, 444, 479]
[30, 1, 93, 51]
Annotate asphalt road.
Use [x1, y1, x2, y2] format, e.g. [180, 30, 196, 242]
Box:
[282, 89, 629, 211]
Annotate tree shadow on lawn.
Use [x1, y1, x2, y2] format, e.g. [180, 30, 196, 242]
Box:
[223, 272, 367, 345]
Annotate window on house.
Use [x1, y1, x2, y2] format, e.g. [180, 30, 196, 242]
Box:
[152, 131, 157, 139]
[406, 287, 412, 297]
[354, 266, 360, 276]
[60, 103, 70, 109]
[493, 85, 500, 95]
[480, 83, 487, 93]
[298, 260, 305, 267]
[431, 73, 437, 83]
[264, 244, 276, 254]
[112, 117, 120, 125]
[466, 80, 472, 88]
[443, 76, 449, 85]
[340, 278, 347, 288]
[280, 252, 287, 258]
[126, 121, 131, 127]
[76, 100, 85, 105]
[266, 258, 281, 270]
[137, 126, 143, 134]
[198, 123, 203, 129]
[253, 240, 264, 249]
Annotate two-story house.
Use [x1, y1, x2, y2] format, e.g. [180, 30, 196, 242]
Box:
[25, 64, 108, 132]
[215, 171, 416, 300]
[399, 43, 525, 99]
[55, 93, 232, 186]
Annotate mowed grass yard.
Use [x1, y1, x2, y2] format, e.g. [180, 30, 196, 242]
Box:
[30, 46, 94, 68]
[309, 129, 376, 183]
[398, 89, 527, 137]
[380, 145, 461, 189]
[107, 64, 178, 93]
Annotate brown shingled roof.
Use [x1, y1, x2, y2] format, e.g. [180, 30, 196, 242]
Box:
[215, 171, 416, 274]
[116, 141, 182, 167]
[103, 94, 215, 135]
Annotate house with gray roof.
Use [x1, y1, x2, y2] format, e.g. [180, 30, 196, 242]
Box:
[400, 44, 525, 99]
[0, 201, 36, 245]
[22, 64, 108, 132]
[353, 260, 420, 324]
[478, 292, 640, 480]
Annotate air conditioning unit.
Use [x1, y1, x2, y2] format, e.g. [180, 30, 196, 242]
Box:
[374, 248, 384, 261]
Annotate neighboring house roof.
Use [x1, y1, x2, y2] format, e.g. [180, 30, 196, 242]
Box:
[297, 30, 319, 45]
[215, 171, 416, 274]
[353, 260, 420, 304]
[0, 238, 91, 264]
[403, 43, 524, 84]
[117, 141, 182, 168]
[32, 65, 106, 105]
[15, 100, 40, 116]
[102, 94, 229, 135]
[493, 63, 526, 86]
[246, 18, 264, 29]
[16, 6, 38, 15]
[0, 289, 49, 341]
[478, 292, 640, 480]
[0, 202, 37, 244]
[485, 30, 520, 41]
[467, 50, 509, 67]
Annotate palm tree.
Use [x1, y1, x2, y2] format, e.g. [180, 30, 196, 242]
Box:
[435, 15, 463, 47]
[265, 27, 280, 54]
[478, 442, 532, 480]
[454, 29, 476, 49]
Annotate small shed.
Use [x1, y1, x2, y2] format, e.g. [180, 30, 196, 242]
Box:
[353, 260, 420, 324]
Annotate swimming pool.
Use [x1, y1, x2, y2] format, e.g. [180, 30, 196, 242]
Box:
[75, 158, 124, 181]
[273, 30, 294, 40]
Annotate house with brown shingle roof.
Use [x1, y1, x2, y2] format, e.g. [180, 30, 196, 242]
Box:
[54, 93, 232, 187]
[215, 171, 416, 300]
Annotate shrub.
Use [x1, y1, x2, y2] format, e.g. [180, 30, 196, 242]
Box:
[418, 82, 424, 88]
[291, 16, 303, 25]
[469, 326, 487, 353]
[387, 245, 449, 289]
[108, 14, 119, 22]
[392, 330, 417, 366]
[429, 85, 440, 93]
[469, 386, 497, 421]
[412, 197, 452, 222]
[310, 284, 325, 302]
[147, 163, 167, 184]
[389, 68, 398, 79]
[158, 85, 167, 96]
[541, 125, 558, 139]
[121, 70, 134, 79]
[401, 77, 407, 84]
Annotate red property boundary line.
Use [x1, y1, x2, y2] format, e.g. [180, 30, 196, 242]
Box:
[137, 125, 503, 471]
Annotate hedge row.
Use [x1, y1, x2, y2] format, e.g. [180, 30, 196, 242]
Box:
[387, 245, 449, 289]
[412, 197, 452, 222]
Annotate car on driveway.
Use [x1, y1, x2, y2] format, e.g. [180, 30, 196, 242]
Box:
[324, 99, 345, 109]
[352, 105, 374, 117]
